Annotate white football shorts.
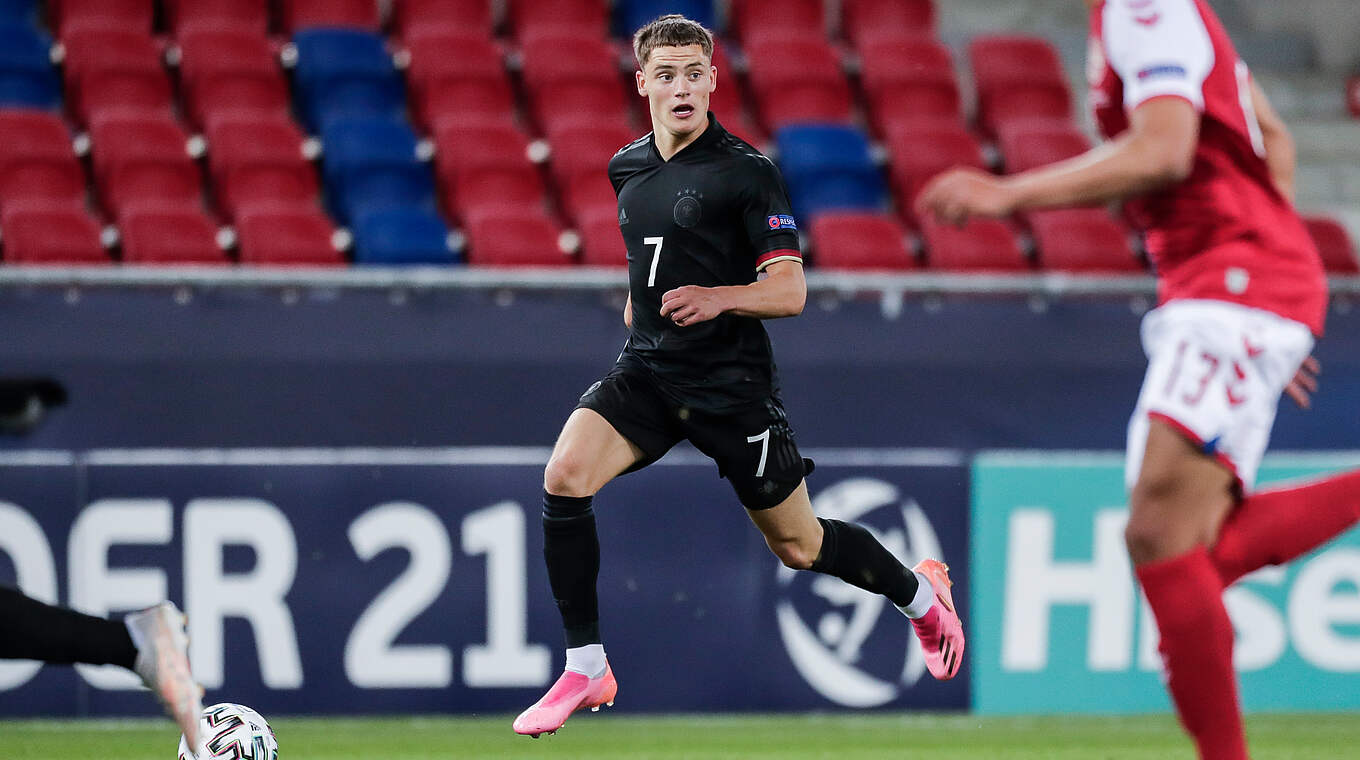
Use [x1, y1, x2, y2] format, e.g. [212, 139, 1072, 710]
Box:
[1125, 299, 1315, 493]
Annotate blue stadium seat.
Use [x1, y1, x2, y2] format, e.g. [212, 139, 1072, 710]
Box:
[0, 0, 38, 23]
[351, 207, 457, 265]
[319, 117, 437, 224]
[291, 29, 406, 132]
[775, 124, 886, 220]
[0, 24, 58, 109]
[615, 0, 718, 37]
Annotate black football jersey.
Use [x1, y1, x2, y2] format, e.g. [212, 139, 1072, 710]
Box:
[608, 114, 803, 412]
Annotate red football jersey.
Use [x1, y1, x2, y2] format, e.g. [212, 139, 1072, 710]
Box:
[1089, 0, 1327, 335]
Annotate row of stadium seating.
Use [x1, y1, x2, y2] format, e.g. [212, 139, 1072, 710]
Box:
[1, 0, 933, 42]
[0, 0, 1353, 273]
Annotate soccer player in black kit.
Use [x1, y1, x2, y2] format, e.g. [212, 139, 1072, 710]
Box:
[513, 15, 966, 737]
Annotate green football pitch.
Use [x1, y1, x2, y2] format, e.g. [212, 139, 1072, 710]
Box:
[5, 713, 1360, 759]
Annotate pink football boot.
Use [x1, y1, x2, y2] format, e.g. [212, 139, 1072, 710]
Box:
[512, 664, 617, 737]
[910, 559, 965, 680]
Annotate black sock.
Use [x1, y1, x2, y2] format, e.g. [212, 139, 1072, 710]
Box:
[808, 518, 919, 607]
[0, 586, 138, 669]
[542, 492, 601, 648]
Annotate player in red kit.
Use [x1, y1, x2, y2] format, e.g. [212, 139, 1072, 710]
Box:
[918, 1, 1360, 758]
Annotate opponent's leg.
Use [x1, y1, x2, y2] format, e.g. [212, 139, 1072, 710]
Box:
[0, 588, 203, 748]
[746, 483, 964, 680]
[1127, 420, 1245, 760]
[514, 408, 641, 737]
[1211, 468, 1360, 588]
[0, 585, 138, 666]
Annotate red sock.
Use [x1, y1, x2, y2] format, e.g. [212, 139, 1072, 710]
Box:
[1136, 547, 1247, 760]
[1212, 468, 1360, 588]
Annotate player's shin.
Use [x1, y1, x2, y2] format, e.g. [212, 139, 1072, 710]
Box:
[542, 492, 606, 673]
[807, 517, 923, 608]
[1212, 468, 1360, 587]
[1137, 547, 1248, 760]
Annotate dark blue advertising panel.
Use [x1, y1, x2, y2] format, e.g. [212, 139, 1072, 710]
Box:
[0, 448, 968, 716]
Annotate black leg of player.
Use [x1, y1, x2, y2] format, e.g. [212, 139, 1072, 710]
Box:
[809, 518, 920, 607]
[542, 492, 602, 647]
[0, 585, 138, 668]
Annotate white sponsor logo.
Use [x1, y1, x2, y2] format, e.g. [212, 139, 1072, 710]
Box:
[774, 478, 945, 707]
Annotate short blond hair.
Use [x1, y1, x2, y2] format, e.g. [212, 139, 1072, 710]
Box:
[632, 14, 714, 69]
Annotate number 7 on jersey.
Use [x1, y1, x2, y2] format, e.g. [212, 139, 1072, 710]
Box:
[644, 236, 664, 287]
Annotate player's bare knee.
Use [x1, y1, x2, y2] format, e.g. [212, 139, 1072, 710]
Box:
[768, 538, 816, 570]
[543, 453, 595, 498]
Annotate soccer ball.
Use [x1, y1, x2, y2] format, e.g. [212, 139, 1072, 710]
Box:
[177, 703, 279, 760]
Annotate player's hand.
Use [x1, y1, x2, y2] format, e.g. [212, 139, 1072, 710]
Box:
[1284, 355, 1320, 409]
[915, 167, 1018, 226]
[660, 285, 725, 327]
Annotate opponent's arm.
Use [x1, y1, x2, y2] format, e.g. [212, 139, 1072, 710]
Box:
[1250, 78, 1295, 202]
[916, 97, 1199, 224]
[659, 260, 805, 325]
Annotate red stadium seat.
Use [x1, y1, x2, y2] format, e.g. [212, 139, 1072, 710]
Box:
[969, 35, 1071, 137]
[450, 165, 549, 224]
[205, 115, 318, 220]
[842, 0, 935, 45]
[178, 29, 290, 130]
[51, 0, 152, 36]
[810, 212, 916, 270]
[235, 204, 344, 266]
[394, 0, 494, 42]
[977, 82, 1073, 138]
[405, 32, 515, 131]
[464, 208, 572, 267]
[510, 0, 608, 40]
[1303, 215, 1359, 274]
[119, 206, 228, 265]
[562, 171, 616, 226]
[89, 114, 202, 218]
[1028, 209, 1142, 273]
[883, 120, 986, 226]
[545, 121, 634, 188]
[745, 36, 853, 130]
[968, 35, 1067, 92]
[0, 110, 85, 211]
[434, 121, 533, 174]
[280, 0, 381, 33]
[415, 77, 517, 133]
[996, 119, 1090, 173]
[707, 42, 764, 144]
[165, 0, 270, 36]
[731, 0, 823, 46]
[577, 206, 626, 267]
[921, 217, 1028, 272]
[432, 121, 547, 222]
[520, 35, 630, 130]
[858, 36, 961, 135]
[1, 204, 108, 264]
[61, 29, 173, 126]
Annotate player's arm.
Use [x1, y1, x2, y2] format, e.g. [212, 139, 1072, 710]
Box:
[660, 260, 805, 325]
[1250, 78, 1295, 202]
[916, 96, 1199, 224]
[624, 294, 632, 328]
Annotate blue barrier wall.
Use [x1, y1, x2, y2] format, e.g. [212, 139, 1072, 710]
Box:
[2, 289, 1358, 450]
[0, 450, 968, 716]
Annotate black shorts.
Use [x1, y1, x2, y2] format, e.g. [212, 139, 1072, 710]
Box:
[576, 364, 811, 510]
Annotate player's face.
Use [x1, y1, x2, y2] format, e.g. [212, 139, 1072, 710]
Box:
[637, 44, 715, 138]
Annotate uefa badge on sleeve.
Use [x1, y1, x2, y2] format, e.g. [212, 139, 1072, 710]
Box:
[767, 214, 797, 231]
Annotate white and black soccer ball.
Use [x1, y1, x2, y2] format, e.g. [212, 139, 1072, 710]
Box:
[178, 702, 279, 760]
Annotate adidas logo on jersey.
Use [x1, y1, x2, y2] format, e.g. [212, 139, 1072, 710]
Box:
[618, 207, 629, 225]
